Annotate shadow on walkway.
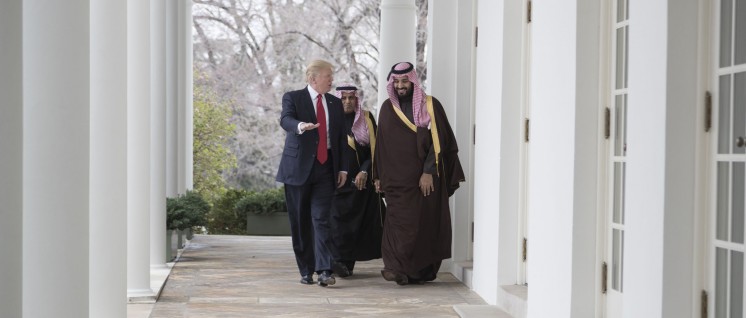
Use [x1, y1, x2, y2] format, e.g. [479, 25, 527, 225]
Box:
[143, 234, 485, 317]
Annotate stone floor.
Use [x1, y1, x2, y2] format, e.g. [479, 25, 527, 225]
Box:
[128, 234, 490, 318]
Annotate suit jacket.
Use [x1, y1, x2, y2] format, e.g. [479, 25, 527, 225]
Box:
[276, 86, 347, 186]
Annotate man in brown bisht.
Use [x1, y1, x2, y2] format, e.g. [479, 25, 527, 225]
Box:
[373, 62, 465, 285]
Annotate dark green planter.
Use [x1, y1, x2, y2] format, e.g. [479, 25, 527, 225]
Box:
[246, 212, 291, 236]
[166, 230, 178, 262]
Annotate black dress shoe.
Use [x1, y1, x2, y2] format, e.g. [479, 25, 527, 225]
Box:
[332, 261, 351, 278]
[318, 271, 336, 287]
[299, 275, 314, 285]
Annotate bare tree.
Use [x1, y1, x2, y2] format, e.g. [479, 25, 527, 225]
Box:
[192, 0, 428, 191]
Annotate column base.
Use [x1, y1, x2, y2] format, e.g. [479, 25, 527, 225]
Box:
[127, 263, 173, 304]
[127, 288, 156, 304]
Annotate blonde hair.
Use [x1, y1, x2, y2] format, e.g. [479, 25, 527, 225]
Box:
[306, 59, 333, 83]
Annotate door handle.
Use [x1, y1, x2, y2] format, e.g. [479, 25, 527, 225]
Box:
[737, 136, 745, 148]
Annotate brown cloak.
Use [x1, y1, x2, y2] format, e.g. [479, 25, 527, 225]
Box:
[373, 96, 465, 278]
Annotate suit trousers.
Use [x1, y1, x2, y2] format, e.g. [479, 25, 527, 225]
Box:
[284, 154, 336, 276]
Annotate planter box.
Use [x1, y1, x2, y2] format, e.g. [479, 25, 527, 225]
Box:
[246, 212, 291, 236]
[166, 230, 178, 262]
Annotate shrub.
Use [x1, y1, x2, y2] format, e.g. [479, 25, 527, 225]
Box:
[234, 187, 285, 216]
[206, 188, 249, 235]
[167, 190, 210, 230]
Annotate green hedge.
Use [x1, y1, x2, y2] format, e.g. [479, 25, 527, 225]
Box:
[167, 190, 210, 230]
[206, 187, 286, 235]
[234, 187, 285, 216]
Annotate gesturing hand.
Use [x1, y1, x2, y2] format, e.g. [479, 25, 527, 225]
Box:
[300, 122, 320, 131]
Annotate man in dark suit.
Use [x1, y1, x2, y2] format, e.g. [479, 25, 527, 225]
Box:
[276, 60, 348, 287]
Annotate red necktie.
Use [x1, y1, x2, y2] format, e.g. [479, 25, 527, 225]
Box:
[316, 94, 328, 164]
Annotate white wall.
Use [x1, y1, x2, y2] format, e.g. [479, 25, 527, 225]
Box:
[0, 1, 23, 317]
[472, 0, 505, 305]
[526, 1, 578, 316]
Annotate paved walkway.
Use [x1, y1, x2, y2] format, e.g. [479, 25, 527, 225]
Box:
[130, 234, 489, 318]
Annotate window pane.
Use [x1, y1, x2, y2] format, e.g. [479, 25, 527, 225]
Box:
[718, 162, 730, 241]
[613, 162, 624, 224]
[612, 229, 621, 291]
[616, 27, 625, 90]
[617, 0, 626, 22]
[735, 72, 745, 154]
[734, 162, 745, 243]
[735, 0, 746, 64]
[720, 74, 732, 154]
[717, 247, 728, 318]
[615, 95, 624, 156]
[619, 231, 624, 293]
[622, 94, 627, 156]
[732, 251, 744, 318]
[624, 0, 629, 20]
[624, 26, 629, 89]
[722, 0, 733, 68]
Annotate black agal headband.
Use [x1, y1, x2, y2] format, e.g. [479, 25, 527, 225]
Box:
[335, 85, 358, 91]
[386, 62, 414, 81]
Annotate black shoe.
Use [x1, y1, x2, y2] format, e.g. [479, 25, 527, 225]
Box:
[332, 261, 351, 278]
[300, 275, 314, 285]
[381, 269, 408, 285]
[318, 271, 336, 287]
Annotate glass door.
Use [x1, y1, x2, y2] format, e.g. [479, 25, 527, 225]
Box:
[605, 0, 628, 316]
[711, 1, 746, 317]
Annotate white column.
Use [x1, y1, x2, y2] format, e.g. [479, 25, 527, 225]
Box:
[128, 0, 153, 298]
[0, 1, 23, 317]
[623, 2, 667, 317]
[473, 0, 509, 304]
[151, 0, 168, 267]
[526, 0, 602, 316]
[166, 0, 179, 198]
[377, 0, 417, 109]
[625, 1, 702, 317]
[90, 1, 128, 316]
[178, 0, 194, 193]
[23, 1, 91, 317]
[426, 0, 477, 280]
[526, 1, 578, 316]
[570, 0, 602, 316]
